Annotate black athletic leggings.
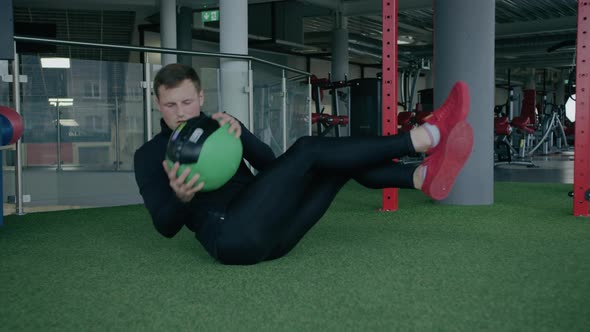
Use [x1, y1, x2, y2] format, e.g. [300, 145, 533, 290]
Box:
[203, 132, 417, 265]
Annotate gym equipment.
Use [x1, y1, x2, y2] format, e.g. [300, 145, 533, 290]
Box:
[494, 80, 570, 167]
[165, 115, 243, 192]
[493, 83, 536, 167]
[494, 117, 512, 163]
[0, 106, 23, 145]
[397, 112, 414, 132]
[311, 114, 349, 127]
[0, 106, 24, 226]
[518, 72, 569, 157]
[569, 189, 590, 202]
[311, 75, 351, 137]
[503, 102, 569, 162]
[398, 60, 432, 134]
[349, 78, 380, 137]
[494, 115, 536, 167]
[310, 112, 350, 137]
[399, 60, 431, 112]
[417, 88, 434, 112]
[529, 102, 569, 156]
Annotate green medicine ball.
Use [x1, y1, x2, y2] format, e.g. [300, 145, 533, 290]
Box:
[165, 115, 243, 192]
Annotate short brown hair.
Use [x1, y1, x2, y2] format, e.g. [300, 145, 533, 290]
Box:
[153, 63, 202, 98]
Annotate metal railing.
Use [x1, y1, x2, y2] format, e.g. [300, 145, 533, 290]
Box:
[14, 36, 311, 76]
[4, 36, 312, 213]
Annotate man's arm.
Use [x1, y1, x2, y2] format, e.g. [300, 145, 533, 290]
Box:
[239, 122, 276, 172]
[211, 112, 275, 171]
[134, 148, 190, 238]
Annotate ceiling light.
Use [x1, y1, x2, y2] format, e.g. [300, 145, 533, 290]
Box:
[565, 95, 575, 123]
[58, 119, 80, 127]
[41, 58, 71, 68]
[397, 35, 415, 45]
[49, 98, 74, 107]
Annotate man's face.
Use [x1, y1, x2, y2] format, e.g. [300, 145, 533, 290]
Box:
[156, 79, 204, 130]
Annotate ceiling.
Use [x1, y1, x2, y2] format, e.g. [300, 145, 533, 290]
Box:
[13, 0, 579, 82]
[305, 0, 577, 66]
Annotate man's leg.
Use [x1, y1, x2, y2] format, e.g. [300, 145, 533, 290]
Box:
[266, 118, 477, 262]
[213, 81, 472, 264]
[267, 162, 418, 260]
[214, 132, 417, 265]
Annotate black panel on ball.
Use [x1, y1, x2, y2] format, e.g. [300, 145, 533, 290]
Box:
[166, 115, 220, 164]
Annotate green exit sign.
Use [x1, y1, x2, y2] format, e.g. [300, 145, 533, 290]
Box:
[201, 10, 220, 22]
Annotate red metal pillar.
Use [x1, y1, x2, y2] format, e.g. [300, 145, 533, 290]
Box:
[381, 0, 399, 211]
[574, 1, 590, 216]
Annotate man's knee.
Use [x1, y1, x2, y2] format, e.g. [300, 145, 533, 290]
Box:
[288, 136, 317, 156]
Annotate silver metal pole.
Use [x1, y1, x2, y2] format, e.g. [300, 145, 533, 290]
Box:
[144, 61, 152, 142]
[282, 70, 287, 152]
[308, 76, 312, 137]
[400, 70, 406, 109]
[56, 103, 62, 171]
[508, 88, 514, 120]
[247, 62, 256, 175]
[216, 68, 222, 112]
[332, 83, 340, 137]
[408, 68, 421, 112]
[12, 43, 25, 215]
[248, 60, 254, 133]
[160, 0, 177, 65]
[115, 98, 120, 171]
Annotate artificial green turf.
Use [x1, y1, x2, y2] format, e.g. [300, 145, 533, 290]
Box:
[1, 182, 589, 331]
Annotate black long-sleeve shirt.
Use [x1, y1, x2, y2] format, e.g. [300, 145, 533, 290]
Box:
[134, 115, 276, 238]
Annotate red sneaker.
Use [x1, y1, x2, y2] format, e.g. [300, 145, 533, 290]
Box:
[424, 81, 470, 154]
[421, 121, 473, 201]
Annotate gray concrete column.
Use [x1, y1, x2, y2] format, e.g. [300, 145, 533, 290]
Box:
[556, 70, 565, 106]
[160, 0, 177, 65]
[177, 6, 193, 66]
[331, 13, 349, 135]
[434, 0, 494, 205]
[526, 69, 536, 90]
[331, 29, 349, 81]
[220, 0, 250, 128]
[331, 14, 348, 82]
[424, 70, 433, 89]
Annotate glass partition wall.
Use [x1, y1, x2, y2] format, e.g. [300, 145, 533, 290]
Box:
[17, 56, 145, 171]
[252, 61, 311, 156]
[1, 38, 311, 211]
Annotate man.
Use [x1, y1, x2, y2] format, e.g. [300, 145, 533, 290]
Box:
[134, 63, 473, 265]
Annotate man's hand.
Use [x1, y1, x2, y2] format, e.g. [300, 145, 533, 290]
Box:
[212, 112, 241, 138]
[162, 161, 205, 203]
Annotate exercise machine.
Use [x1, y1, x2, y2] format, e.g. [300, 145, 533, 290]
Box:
[310, 75, 350, 137]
